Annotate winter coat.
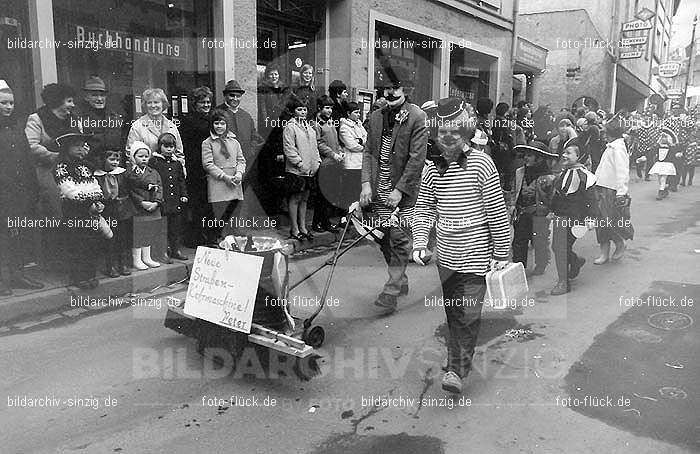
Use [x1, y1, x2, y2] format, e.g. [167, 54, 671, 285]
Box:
[72, 101, 125, 151]
[93, 167, 135, 221]
[0, 115, 39, 222]
[25, 106, 79, 218]
[125, 165, 163, 219]
[339, 117, 367, 170]
[213, 104, 261, 171]
[258, 81, 289, 135]
[283, 117, 321, 176]
[201, 132, 246, 202]
[149, 154, 188, 214]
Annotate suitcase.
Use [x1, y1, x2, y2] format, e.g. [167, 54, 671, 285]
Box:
[484, 262, 529, 309]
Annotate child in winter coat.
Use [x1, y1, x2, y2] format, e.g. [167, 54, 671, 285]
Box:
[93, 149, 135, 277]
[150, 133, 188, 260]
[53, 133, 106, 289]
[312, 95, 344, 233]
[201, 109, 246, 242]
[283, 94, 321, 240]
[549, 137, 597, 295]
[508, 141, 557, 276]
[125, 141, 164, 270]
[648, 127, 679, 200]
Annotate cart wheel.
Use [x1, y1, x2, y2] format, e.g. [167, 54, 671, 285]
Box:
[303, 326, 325, 348]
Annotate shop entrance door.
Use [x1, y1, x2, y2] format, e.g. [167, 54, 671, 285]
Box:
[257, 22, 317, 88]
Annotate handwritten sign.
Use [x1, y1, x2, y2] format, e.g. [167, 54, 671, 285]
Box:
[184, 247, 263, 334]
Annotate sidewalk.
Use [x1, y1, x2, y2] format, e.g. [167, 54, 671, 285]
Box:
[0, 212, 350, 325]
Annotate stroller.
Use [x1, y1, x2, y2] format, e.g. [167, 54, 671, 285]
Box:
[164, 202, 401, 380]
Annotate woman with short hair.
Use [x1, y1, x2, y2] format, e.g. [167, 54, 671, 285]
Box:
[127, 88, 185, 170]
[179, 86, 214, 246]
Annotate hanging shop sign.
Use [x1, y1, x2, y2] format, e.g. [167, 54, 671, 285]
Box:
[515, 37, 547, 70]
[666, 88, 682, 99]
[658, 62, 681, 78]
[619, 50, 644, 59]
[621, 36, 648, 47]
[622, 19, 653, 32]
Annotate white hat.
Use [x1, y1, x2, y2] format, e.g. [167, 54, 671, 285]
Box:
[471, 128, 488, 146]
[0, 80, 12, 93]
[128, 140, 151, 166]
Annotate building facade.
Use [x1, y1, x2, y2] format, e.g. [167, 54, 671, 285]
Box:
[1, 0, 520, 127]
[517, 0, 680, 112]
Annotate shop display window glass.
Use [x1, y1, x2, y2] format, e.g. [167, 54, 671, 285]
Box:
[449, 43, 495, 110]
[52, 0, 213, 125]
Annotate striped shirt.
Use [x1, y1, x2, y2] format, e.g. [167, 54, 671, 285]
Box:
[413, 150, 510, 275]
[375, 134, 413, 224]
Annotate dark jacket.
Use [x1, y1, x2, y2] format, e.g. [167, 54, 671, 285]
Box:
[361, 101, 427, 207]
[125, 166, 163, 218]
[73, 101, 125, 152]
[0, 115, 39, 222]
[178, 111, 210, 183]
[94, 167, 135, 221]
[550, 165, 596, 221]
[149, 154, 188, 214]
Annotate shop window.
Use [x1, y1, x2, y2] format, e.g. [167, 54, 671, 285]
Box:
[52, 0, 213, 124]
[449, 43, 495, 110]
[373, 21, 438, 106]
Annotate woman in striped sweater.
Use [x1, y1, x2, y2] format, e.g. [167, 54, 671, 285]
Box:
[412, 98, 511, 395]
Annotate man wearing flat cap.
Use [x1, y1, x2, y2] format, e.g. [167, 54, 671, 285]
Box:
[215, 80, 264, 205]
[73, 76, 124, 152]
[360, 65, 427, 314]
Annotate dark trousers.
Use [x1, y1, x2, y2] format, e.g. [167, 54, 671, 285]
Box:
[551, 217, 578, 281]
[165, 213, 184, 251]
[186, 184, 215, 246]
[104, 218, 132, 271]
[64, 227, 100, 284]
[378, 224, 411, 296]
[437, 266, 487, 378]
[512, 212, 550, 269]
[680, 164, 695, 185]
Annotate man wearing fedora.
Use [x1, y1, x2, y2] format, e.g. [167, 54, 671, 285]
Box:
[73, 76, 124, 152]
[216, 80, 263, 208]
[360, 66, 427, 314]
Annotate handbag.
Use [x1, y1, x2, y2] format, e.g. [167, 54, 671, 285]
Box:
[484, 262, 529, 309]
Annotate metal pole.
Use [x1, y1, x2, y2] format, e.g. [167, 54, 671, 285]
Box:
[682, 15, 697, 108]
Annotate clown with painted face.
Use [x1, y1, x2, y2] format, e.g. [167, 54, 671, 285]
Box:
[412, 97, 511, 395]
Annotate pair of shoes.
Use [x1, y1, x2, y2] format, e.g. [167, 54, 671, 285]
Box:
[289, 231, 304, 241]
[656, 190, 664, 200]
[527, 267, 546, 277]
[312, 224, 326, 233]
[374, 293, 397, 314]
[441, 371, 463, 394]
[399, 284, 409, 296]
[550, 280, 570, 295]
[10, 274, 44, 290]
[88, 278, 99, 289]
[106, 267, 120, 278]
[118, 265, 131, 276]
[170, 250, 189, 261]
[568, 257, 585, 279]
[611, 242, 626, 261]
[160, 255, 173, 265]
[300, 231, 314, 241]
